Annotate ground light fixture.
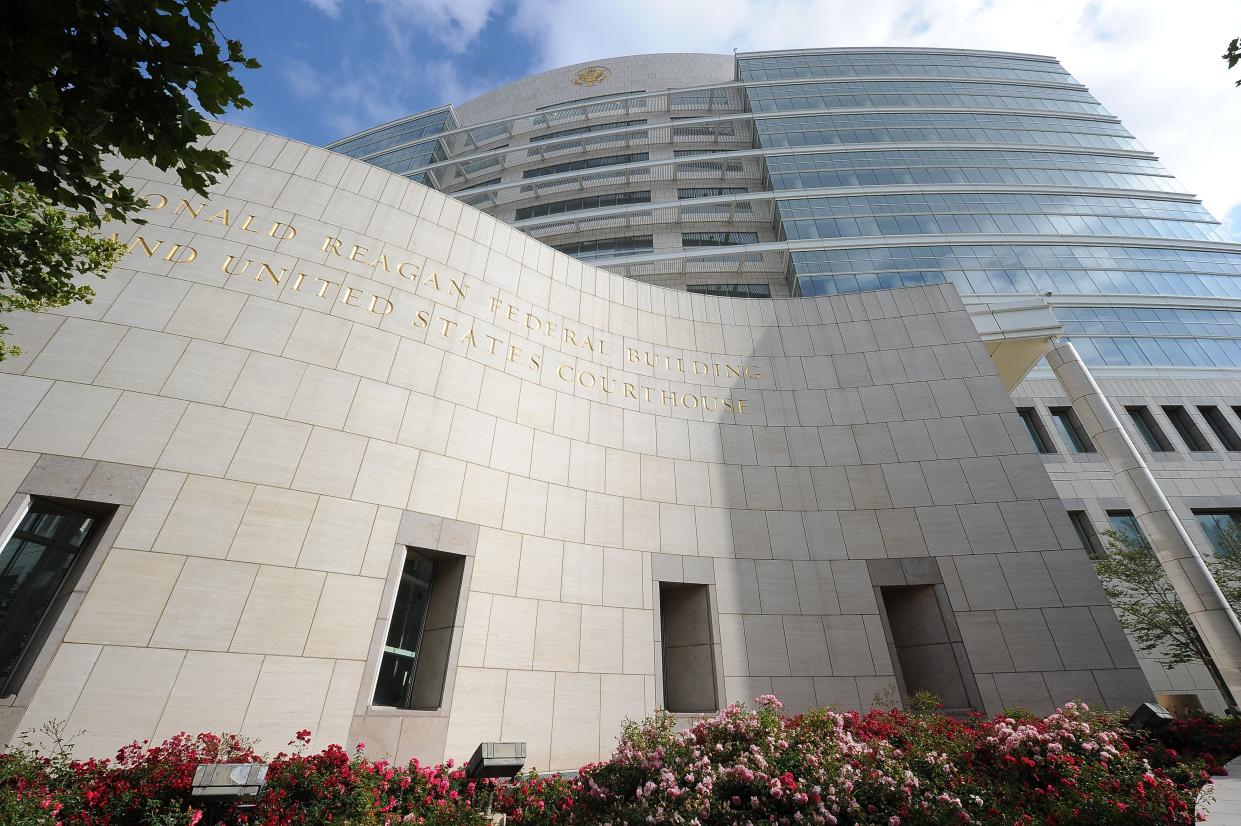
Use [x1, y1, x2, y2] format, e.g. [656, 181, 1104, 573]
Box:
[1127, 702, 1175, 732]
[190, 762, 269, 817]
[467, 742, 527, 824]
[466, 741, 527, 780]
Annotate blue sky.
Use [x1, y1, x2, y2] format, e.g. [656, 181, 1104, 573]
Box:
[212, 0, 1241, 235]
[214, 0, 529, 143]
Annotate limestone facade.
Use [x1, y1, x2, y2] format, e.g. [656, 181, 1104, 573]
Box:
[0, 125, 1150, 770]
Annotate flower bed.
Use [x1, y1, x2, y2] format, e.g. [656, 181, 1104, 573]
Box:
[2, 698, 1238, 825]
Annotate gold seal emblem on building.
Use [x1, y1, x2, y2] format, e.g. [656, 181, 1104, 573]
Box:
[572, 66, 609, 86]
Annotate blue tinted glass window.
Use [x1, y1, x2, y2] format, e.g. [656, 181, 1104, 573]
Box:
[755, 112, 1139, 151]
[746, 79, 1106, 116]
[332, 109, 453, 158]
[738, 52, 1073, 84]
[1106, 511, 1148, 548]
[1195, 512, 1241, 556]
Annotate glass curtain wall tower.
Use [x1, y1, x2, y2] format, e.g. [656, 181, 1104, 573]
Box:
[332, 48, 1241, 711]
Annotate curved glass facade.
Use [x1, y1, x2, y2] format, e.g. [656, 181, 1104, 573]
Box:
[329, 48, 1241, 370]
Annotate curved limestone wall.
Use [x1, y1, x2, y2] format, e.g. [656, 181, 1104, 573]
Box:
[0, 124, 1150, 770]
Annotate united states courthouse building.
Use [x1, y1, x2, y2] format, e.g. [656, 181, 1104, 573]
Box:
[1, 48, 1240, 771]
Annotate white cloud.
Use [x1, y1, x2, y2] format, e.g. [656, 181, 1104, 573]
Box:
[282, 57, 416, 137]
[507, 0, 1241, 227]
[386, 0, 503, 52]
[302, 0, 343, 17]
[422, 58, 503, 104]
[306, 0, 505, 52]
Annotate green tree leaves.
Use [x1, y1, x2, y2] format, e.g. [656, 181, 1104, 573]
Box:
[0, 0, 257, 357]
[1093, 526, 1241, 703]
[0, 185, 125, 359]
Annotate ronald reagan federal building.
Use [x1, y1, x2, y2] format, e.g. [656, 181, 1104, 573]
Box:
[2, 47, 1241, 772]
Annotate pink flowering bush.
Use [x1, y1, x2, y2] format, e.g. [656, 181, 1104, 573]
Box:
[498, 696, 1224, 825]
[0, 727, 491, 826]
[0, 698, 1235, 825]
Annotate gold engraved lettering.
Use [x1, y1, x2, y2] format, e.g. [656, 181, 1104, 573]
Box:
[127, 236, 163, 257]
[398, 261, 420, 280]
[489, 295, 503, 313]
[207, 208, 230, 226]
[341, 286, 363, 306]
[174, 199, 204, 218]
[321, 236, 344, 254]
[240, 214, 260, 233]
[255, 263, 287, 285]
[507, 345, 522, 364]
[314, 276, 340, 298]
[736, 399, 748, 414]
[144, 194, 168, 210]
[349, 245, 368, 263]
[372, 254, 391, 272]
[624, 383, 637, 399]
[268, 222, 296, 240]
[368, 296, 394, 315]
[413, 310, 430, 328]
[557, 364, 574, 381]
[461, 328, 477, 347]
[440, 319, 457, 337]
[160, 243, 198, 264]
[291, 272, 308, 291]
[221, 255, 252, 276]
[450, 279, 468, 298]
[486, 335, 503, 355]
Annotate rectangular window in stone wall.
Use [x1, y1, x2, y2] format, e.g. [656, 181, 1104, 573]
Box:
[1126, 406, 1174, 452]
[1163, 406, 1212, 452]
[1193, 511, 1241, 557]
[878, 585, 972, 711]
[1048, 407, 1095, 453]
[659, 583, 718, 713]
[0, 499, 103, 695]
[1067, 510, 1104, 558]
[1016, 407, 1055, 454]
[1198, 406, 1241, 451]
[1106, 510, 1148, 550]
[374, 550, 465, 710]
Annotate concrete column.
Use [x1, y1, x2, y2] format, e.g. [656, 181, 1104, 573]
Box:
[1046, 338, 1241, 705]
